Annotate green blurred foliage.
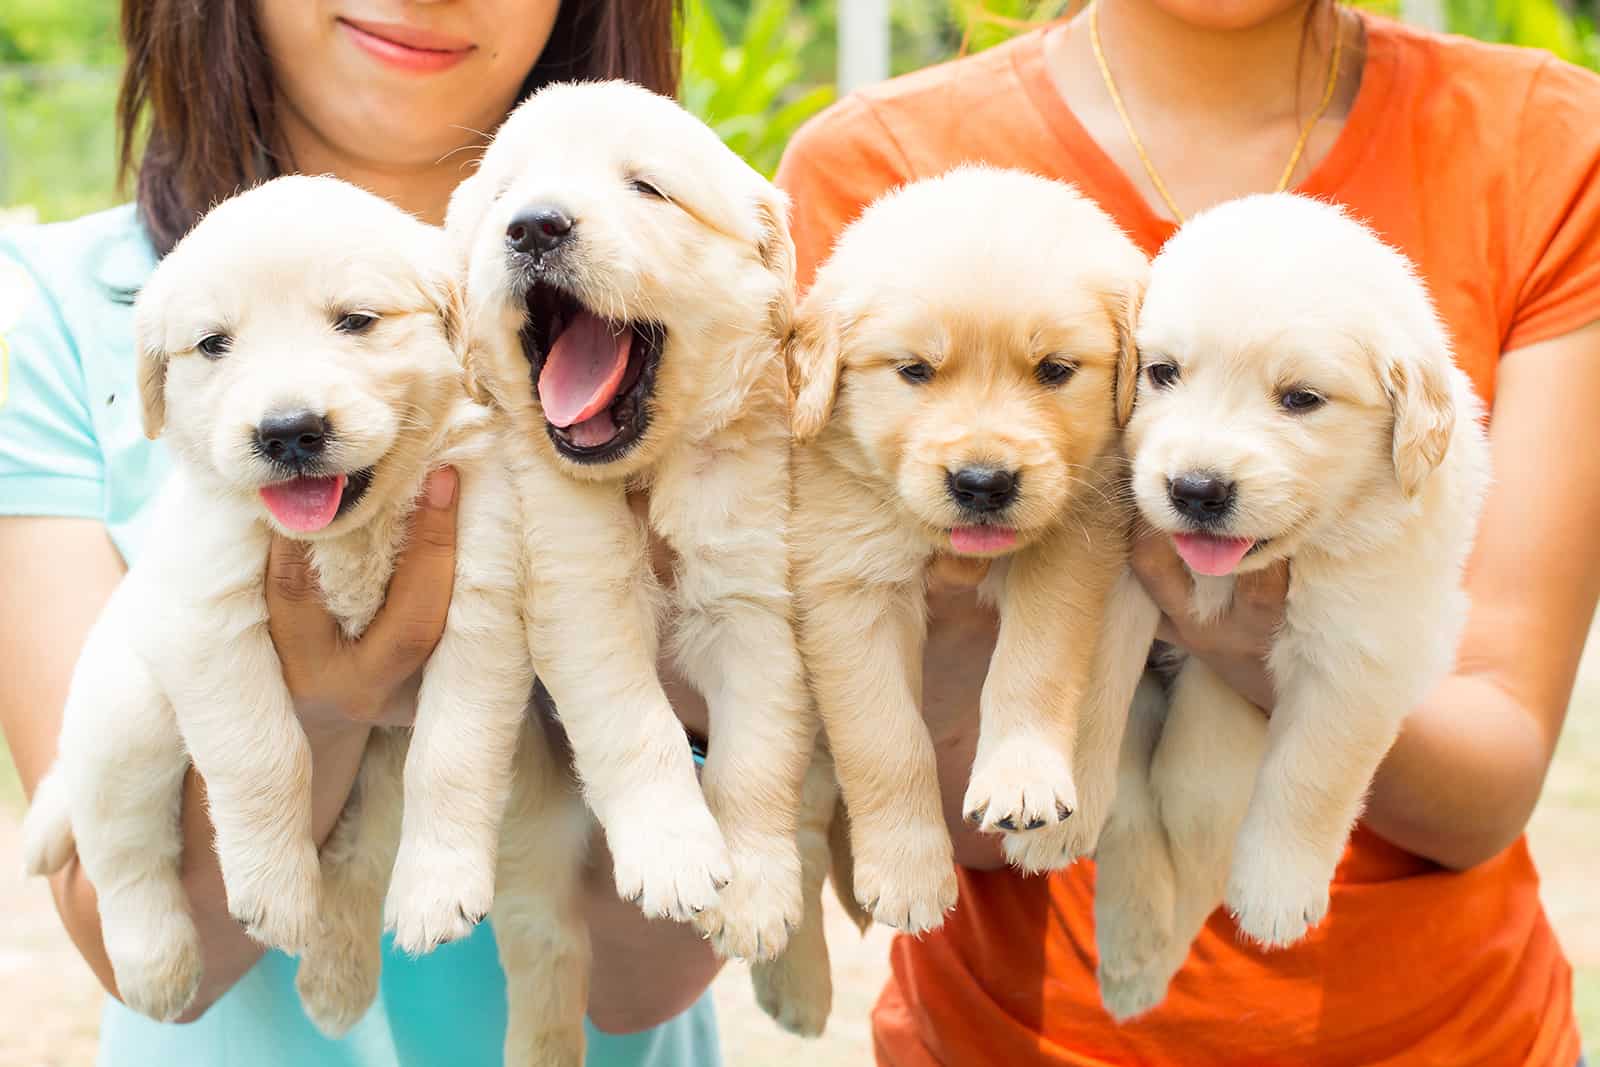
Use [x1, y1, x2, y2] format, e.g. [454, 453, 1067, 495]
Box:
[680, 0, 836, 176]
[2, 0, 1598, 221]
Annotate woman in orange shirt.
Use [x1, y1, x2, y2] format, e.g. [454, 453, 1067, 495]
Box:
[776, 3, 1600, 1065]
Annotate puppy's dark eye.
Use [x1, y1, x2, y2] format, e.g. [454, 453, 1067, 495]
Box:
[197, 333, 231, 359]
[1146, 362, 1179, 389]
[630, 178, 666, 200]
[1280, 389, 1325, 413]
[335, 312, 378, 334]
[1036, 359, 1077, 387]
[897, 361, 935, 384]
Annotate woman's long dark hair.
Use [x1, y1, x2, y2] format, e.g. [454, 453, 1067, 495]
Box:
[116, 0, 680, 255]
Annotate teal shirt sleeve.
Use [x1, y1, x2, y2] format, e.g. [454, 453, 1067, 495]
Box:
[0, 233, 106, 519]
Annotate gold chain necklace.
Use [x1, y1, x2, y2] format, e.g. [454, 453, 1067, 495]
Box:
[1087, 0, 1345, 223]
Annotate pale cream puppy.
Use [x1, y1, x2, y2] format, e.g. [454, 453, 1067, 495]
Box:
[20, 175, 532, 1030]
[1092, 193, 1493, 1021]
[784, 165, 1151, 947]
[446, 80, 813, 966]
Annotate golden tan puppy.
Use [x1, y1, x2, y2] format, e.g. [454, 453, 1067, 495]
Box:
[1092, 193, 1493, 1020]
[447, 79, 812, 992]
[19, 176, 532, 1030]
[785, 165, 1149, 945]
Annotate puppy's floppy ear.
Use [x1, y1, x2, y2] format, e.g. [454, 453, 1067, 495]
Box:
[787, 302, 844, 444]
[754, 186, 798, 345]
[429, 269, 493, 407]
[136, 344, 167, 441]
[1112, 277, 1145, 429]
[1384, 349, 1456, 499]
[130, 292, 167, 440]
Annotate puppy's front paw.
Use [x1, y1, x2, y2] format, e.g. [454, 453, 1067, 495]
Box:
[221, 844, 321, 954]
[103, 906, 203, 1024]
[851, 826, 958, 934]
[385, 847, 494, 956]
[1224, 834, 1332, 949]
[692, 835, 801, 961]
[962, 735, 1077, 835]
[607, 795, 731, 922]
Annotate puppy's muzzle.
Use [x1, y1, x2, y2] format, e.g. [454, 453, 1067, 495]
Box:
[946, 466, 1019, 514]
[507, 205, 575, 258]
[1167, 471, 1235, 526]
[254, 410, 329, 468]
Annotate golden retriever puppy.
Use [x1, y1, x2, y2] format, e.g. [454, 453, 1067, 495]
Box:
[784, 165, 1150, 946]
[446, 79, 813, 976]
[20, 175, 532, 1028]
[1092, 193, 1492, 1021]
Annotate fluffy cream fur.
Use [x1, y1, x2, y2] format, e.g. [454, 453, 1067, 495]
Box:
[19, 175, 533, 1032]
[447, 80, 813, 1062]
[1092, 193, 1493, 1021]
[765, 166, 1154, 1030]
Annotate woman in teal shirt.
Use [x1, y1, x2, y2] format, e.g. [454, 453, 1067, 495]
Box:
[0, 1, 726, 1064]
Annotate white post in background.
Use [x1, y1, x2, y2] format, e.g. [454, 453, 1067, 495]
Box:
[838, 0, 891, 93]
[1400, 0, 1446, 30]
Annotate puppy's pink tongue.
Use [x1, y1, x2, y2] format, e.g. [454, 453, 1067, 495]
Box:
[950, 525, 1018, 555]
[1172, 533, 1254, 577]
[538, 311, 631, 428]
[260, 475, 347, 533]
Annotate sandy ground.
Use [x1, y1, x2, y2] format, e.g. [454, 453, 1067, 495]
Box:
[2, 630, 1594, 1066]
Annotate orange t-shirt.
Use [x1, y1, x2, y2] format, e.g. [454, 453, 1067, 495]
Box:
[774, 13, 1600, 1067]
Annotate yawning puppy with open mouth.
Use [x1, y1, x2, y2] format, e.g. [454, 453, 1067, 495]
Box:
[19, 176, 532, 1030]
[447, 80, 812, 1012]
[1091, 193, 1493, 1022]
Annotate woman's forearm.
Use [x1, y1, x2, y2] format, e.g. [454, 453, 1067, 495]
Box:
[1362, 672, 1554, 870]
[582, 835, 725, 1033]
[51, 720, 374, 1021]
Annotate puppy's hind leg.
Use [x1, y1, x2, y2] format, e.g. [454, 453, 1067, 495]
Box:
[494, 722, 591, 1067]
[296, 728, 408, 1037]
[752, 745, 840, 1038]
[1105, 658, 1268, 1019]
[59, 622, 201, 1023]
[1092, 671, 1178, 1022]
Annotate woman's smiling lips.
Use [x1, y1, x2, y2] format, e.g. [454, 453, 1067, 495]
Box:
[338, 18, 476, 74]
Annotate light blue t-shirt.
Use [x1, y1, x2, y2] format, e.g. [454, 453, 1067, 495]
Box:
[0, 204, 723, 1067]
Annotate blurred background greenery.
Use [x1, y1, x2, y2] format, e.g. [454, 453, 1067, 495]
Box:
[2, 0, 1598, 221]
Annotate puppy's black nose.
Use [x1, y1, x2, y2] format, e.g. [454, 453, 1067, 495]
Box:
[507, 205, 574, 255]
[256, 410, 328, 466]
[1168, 472, 1235, 522]
[947, 467, 1019, 513]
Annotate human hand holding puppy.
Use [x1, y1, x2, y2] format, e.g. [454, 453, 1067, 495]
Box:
[264, 465, 461, 732]
[1130, 532, 1288, 714]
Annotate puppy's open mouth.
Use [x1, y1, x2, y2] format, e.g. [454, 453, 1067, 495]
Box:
[948, 524, 1018, 556]
[520, 281, 664, 464]
[259, 468, 374, 534]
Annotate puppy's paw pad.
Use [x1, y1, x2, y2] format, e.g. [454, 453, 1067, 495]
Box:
[608, 802, 731, 922]
[693, 843, 801, 961]
[385, 851, 493, 956]
[962, 737, 1077, 836]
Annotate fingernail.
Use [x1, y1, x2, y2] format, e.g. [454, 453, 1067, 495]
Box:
[426, 467, 457, 509]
